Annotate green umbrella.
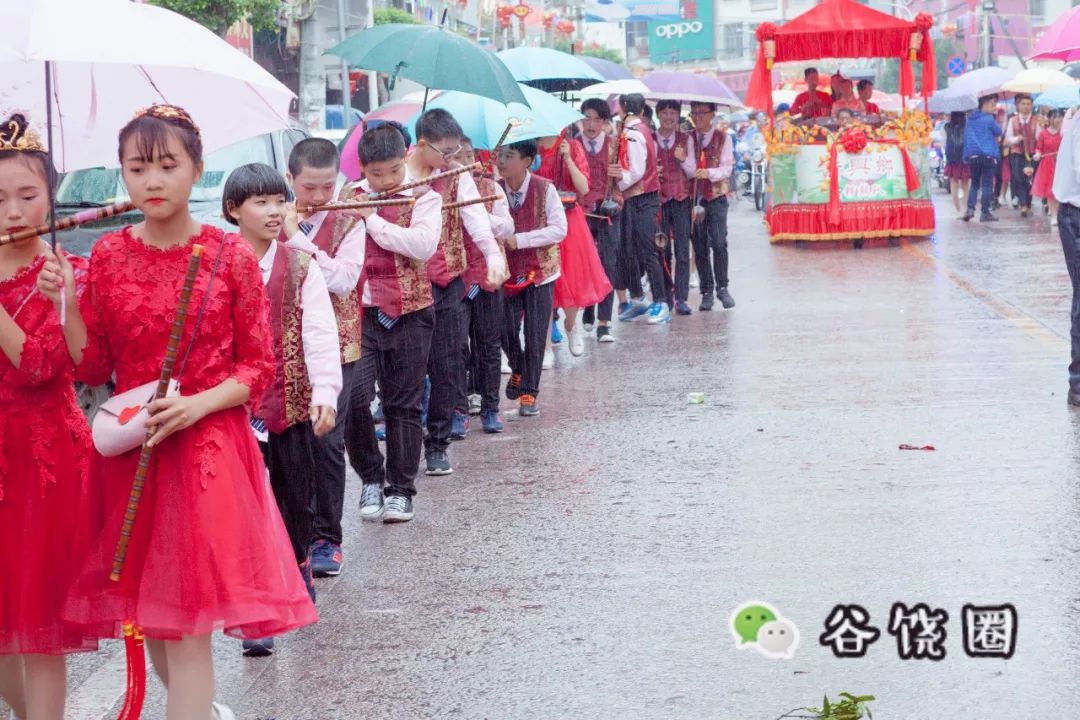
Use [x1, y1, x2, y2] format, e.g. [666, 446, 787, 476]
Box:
[326, 23, 528, 107]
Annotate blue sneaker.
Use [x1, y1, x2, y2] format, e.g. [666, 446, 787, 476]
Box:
[646, 302, 671, 324]
[310, 539, 343, 577]
[675, 300, 692, 316]
[481, 410, 504, 433]
[450, 410, 469, 440]
[618, 298, 649, 322]
[551, 319, 564, 344]
[376, 425, 386, 441]
[299, 559, 316, 604]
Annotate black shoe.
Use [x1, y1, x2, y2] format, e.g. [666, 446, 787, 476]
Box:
[582, 305, 595, 328]
[699, 293, 715, 311]
[382, 495, 414, 523]
[596, 325, 615, 343]
[425, 449, 453, 476]
[242, 637, 275, 657]
[1069, 390, 1080, 407]
[980, 213, 999, 222]
[961, 210, 974, 222]
[505, 372, 523, 400]
[717, 288, 735, 309]
[991, 199, 1001, 211]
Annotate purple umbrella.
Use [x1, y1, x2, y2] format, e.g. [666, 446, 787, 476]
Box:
[580, 56, 633, 81]
[641, 71, 743, 107]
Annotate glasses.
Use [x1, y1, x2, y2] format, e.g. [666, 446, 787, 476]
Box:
[427, 143, 463, 159]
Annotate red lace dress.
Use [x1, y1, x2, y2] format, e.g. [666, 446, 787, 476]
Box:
[0, 253, 98, 655]
[1033, 128, 1062, 200]
[63, 225, 318, 641]
[537, 138, 613, 309]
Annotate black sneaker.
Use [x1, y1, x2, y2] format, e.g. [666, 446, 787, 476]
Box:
[242, 637, 275, 657]
[980, 213, 999, 222]
[1069, 390, 1080, 407]
[699, 293, 715, 311]
[359, 483, 384, 521]
[717, 288, 735, 309]
[505, 372, 523, 400]
[961, 210, 974, 222]
[383, 495, 414, 523]
[425, 449, 453, 475]
[597, 325, 615, 343]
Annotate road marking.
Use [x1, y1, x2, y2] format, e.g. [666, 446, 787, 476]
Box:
[65, 650, 126, 720]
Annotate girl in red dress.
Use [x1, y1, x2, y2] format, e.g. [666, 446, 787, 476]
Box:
[38, 105, 316, 720]
[1034, 109, 1064, 226]
[0, 113, 97, 720]
[536, 131, 613, 358]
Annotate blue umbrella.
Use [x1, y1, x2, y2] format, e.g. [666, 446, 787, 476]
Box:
[1034, 85, 1080, 109]
[406, 83, 583, 149]
[497, 47, 604, 92]
[579, 56, 632, 81]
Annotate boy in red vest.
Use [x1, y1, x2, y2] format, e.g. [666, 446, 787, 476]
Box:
[654, 99, 697, 316]
[579, 98, 622, 343]
[614, 93, 670, 325]
[347, 124, 442, 524]
[497, 139, 568, 416]
[282, 138, 364, 577]
[689, 101, 736, 311]
[224, 162, 342, 656]
[409, 110, 508, 474]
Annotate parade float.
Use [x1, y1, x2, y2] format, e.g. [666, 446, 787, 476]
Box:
[745, 0, 938, 244]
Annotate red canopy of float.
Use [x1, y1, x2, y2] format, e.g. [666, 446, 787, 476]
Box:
[745, 0, 936, 113]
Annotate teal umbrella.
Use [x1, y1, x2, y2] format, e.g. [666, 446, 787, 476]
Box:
[326, 23, 527, 107]
[496, 47, 604, 92]
[404, 84, 583, 149]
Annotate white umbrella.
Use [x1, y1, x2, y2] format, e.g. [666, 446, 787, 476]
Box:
[579, 79, 651, 99]
[1000, 67, 1076, 94]
[0, 0, 294, 172]
[928, 86, 978, 113]
[946, 66, 1017, 100]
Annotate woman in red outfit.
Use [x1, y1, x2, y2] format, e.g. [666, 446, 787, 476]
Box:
[536, 130, 612, 357]
[0, 113, 97, 720]
[1034, 109, 1064, 227]
[38, 105, 316, 720]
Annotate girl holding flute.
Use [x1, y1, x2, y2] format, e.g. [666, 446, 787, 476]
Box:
[37, 104, 316, 720]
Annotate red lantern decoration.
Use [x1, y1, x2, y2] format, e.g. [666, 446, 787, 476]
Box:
[512, 2, 532, 19]
[911, 12, 933, 60]
[556, 19, 575, 35]
[756, 22, 778, 69]
[543, 10, 556, 29]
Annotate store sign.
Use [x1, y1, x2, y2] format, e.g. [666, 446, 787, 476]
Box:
[648, 0, 713, 64]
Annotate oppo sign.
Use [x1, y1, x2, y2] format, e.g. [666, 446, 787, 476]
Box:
[655, 20, 704, 39]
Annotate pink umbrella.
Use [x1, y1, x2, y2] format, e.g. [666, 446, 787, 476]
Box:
[339, 99, 421, 181]
[1030, 5, 1080, 62]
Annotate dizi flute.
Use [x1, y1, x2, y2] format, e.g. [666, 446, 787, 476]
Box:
[0, 201, 136, 246]
[369, 162, 482, 199]
[443, 194, 500, 212]
[301, 197, 416, 213]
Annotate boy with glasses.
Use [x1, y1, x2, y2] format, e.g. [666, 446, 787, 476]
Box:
[689, 102, 735, 310]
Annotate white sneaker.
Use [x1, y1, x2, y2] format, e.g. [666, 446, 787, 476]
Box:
[501, 351, 512, 374]
[582, 321, 596, 333]
[542, 348, 554, 369]
[689, 274, 699, 289]
[569, 326, 585, 356]
[212, 703, 237, 720]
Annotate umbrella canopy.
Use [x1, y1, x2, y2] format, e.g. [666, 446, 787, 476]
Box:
[641, 71, 744, 107]
[579, 56, 633, 81]
[579, 79, 650, 98]
[1001, 67, 1075, 94]
[1030, 5, 1080, 63]
[947, 66, 1017, 99]
[338, 101, 427, 182]
[1, 0, 294, 172]
[927, 86, 978, 113]
[405, 83, 583, 150]
[327, 24, 527, 106]
[1034, 85, 1080, 110]
[496, 47, 604, 92]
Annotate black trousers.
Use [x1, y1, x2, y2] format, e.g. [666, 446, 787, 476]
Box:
[586, 212, 621, 322]
[1059, 203, 1080, 394]
[1009, 153, 1036, 210]
[311, 360, 355, 546]
[692, 196, 729, 295]
[619, 192, 666, 305]
[502, 282, 554, 397]
[425, 277, 465, 454]
[661, 198, 693, 303]
[462, 287, 503, 414]
[346, 306, 435, 498]
[261, 422, 317, 564]
[967, 156, 998, 216]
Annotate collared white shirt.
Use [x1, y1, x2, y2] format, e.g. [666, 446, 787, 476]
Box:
[582, 133, 606, 156]
[656, 129, 698, 179]
[1006, 113, 1035, 148]
[617, 117, 649, 192]
[450, 170, 506, 272]
[357, 173, 443, 305]
[487, 182, 515, 241]
[504, 171, 568, 285]
[256, 240, 343, 410]
[285, 210, 365, 296]
[1054, 115, 1080, 207]
[696, 128, 735, 183]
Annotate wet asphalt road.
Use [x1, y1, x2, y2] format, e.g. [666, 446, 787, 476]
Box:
[36, 193, 1080, 718]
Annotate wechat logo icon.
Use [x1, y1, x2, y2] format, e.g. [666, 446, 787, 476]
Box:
[730, 601, 800, 660]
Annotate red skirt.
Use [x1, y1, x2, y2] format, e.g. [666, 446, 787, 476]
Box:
[1033, 156, 1057, 199]
[0, 401, 99, 655]
[944, 162, 970, 180]
[63, 407, 318, 641]
[553, 204, 613, 309]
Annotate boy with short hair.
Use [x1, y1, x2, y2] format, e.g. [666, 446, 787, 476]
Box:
[963, 94, 1003, 223]
[347, 124, 443, 524]
[497, 139, 567, 417]
[223, 162, 343, 656]
[654, 98, 697, 316]
[283, 138, 366, 576]
[579, 97, 622, 342]
[688, 100, 736, 311]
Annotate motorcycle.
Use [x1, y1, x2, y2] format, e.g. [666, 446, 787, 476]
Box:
[928, 143, 948, 191]
[736, 136, 769, 211]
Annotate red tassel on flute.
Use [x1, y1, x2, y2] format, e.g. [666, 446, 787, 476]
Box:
[116, 623, 146, 720]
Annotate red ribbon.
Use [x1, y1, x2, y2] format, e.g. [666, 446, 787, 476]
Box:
[828, 139, 921, 227]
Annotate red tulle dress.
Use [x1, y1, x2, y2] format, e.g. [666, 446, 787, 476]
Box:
[0, 253, 99, 655]
[1033, 128, 1061, 200]
[63, 225, 318, 641]
[537, 138, 613, 309]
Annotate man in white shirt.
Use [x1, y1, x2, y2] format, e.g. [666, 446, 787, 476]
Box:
[689, 102, 736, 311]
[1052, 106, 1080, 406]
[655, 99, 698, 316]
[1006, 94, 1039, 217]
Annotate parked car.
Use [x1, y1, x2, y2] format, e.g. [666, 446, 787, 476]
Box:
[56, 128, 308, 258]
[59, 128, 308, 418]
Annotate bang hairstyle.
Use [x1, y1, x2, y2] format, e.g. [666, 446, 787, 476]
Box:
[118, 114, 203, 165]
[222, 163, 291, 225]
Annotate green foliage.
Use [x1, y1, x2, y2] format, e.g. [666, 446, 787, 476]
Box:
[778, 691, 876, 720]
[374, 7, 417, 25]
[552, 38, 624, 65]
[877, 39, 954, 95]
[148, 0, 282, 36]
